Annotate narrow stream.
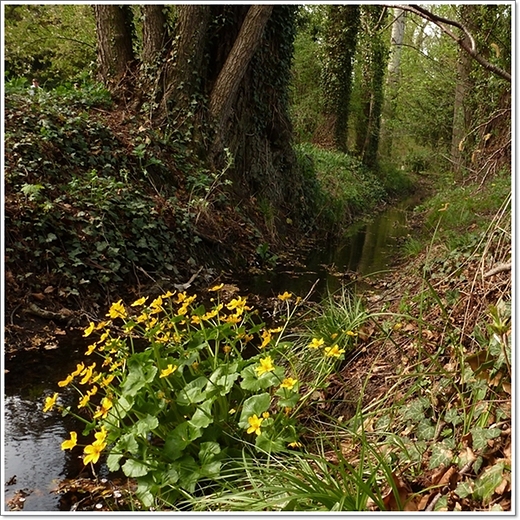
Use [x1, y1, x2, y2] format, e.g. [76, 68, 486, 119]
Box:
[3, 194, 421, 511]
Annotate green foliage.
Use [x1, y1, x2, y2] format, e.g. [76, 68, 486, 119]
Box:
[294, 143, 386, 230]
[4, 4, 97, 85]
[47, 290, 348, 509]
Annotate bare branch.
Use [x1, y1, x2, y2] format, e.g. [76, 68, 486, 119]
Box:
[391, 4, 511, 82]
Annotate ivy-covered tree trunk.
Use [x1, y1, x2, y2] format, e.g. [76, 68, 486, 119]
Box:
[156, 5, 210, 124]
[354, 6, 389, 168]
[93, 5, 135, 92]
[141, 5, 168, 66]
[209, 5, 273, 156]
[320, 5, 360, 152]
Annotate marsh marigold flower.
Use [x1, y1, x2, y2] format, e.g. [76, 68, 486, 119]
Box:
[107, 300, 127, 319]
[131, 296, 148, 307]
[277, 291, 292, 301]
[61, 431, 77, 451]
[83, 440, 106, 465]
[256, 356, 275, 376]
[209, 283, 224, 291]
[324, 345, 345, 358]
[247, 414, 263, 436]
[160, 364, 178, 378]
[93, 397, 113, 419]
[280, 377, 298, 390]
[308, 337, 324, 349]
[58, 374, 74, 387]
[83, 322, 96, 337]
[43, 392, 58, 412]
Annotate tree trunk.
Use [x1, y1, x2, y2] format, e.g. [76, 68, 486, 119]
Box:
[450, 5, 475, 179]
[209, 5, 273, 151]
[156, 5, 210, 123]
[381, 8, 406, 158]
[93, 5, 135, 91]
[142, 5, 167, 66]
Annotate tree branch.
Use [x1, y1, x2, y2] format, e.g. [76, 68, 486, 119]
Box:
[392, 4, 511, 82]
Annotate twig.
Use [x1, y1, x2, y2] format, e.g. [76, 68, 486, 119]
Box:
[484, 262, 511, 278]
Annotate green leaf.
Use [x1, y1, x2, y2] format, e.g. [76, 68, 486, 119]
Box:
[176, 376, 208, 406]
[428, 443, 453, 469]
[401, 397, 430, 422]
[455, 481, 473, 499]
[277, 392, 300, 408]
[473, 462, 505, 503]
[208, 363, 239, 396]
[471, 427, 501, 451]
[255, 432, 286, 454]
[444, 407, 462, 426]
[106, 451, 123, 472]
[164, 422, 202, 461]
[121, 358, 157, 397]
[189, 399, 214, 429]
[238, 393, 271, 428]
[122, 459, 150, 478]
[199, 441, 221, 464]
[134, 414, 159, 437]
[416, 419, 436, 441]
[240, 365, 262, 391]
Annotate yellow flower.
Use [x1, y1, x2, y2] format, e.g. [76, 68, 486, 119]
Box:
[308, 337, 324, 349]
[256, 356, 275, 376]
[43, 392, 58, 412]
[324, 345, 345, 358]
[101, 374, 115, 388]
[80, 363, 96, 385]
[223, 345, 232, 354]
[93, 397, 113, 419]
[131, 296, 148, 307]
[61, 431, 77, 451]
[94, 426, 108, 444]
[58, 374, 74, 387]
[85, 343, 97, 356]
[260, 330, 272, 349]
[95, 320, 111, 330]
[78, 393, 90, 408]
[226, 296, 249, 315]
[262, 411, 270, 419]
[83, 322, 96, 337]
[269, 326, 283, 333]
[288, 441, 303, 449]
[223, 314, 241, 324]
[247, 414, 263, 436]
[191, 315, 202, 325]
[83, 441, 106, 465]
[209, 283, 224, 291]
[277, 291, 292, 301]
[346, 330, 358, 336]
[160, 364, 178, 378]
[162, 290, 175, 298]
[177, 291, 188, 303]
[71, 363, 85, 377]
[280, 377, 297, 390]
[107, 300, 127, 319]
[150, 296, 163, 314]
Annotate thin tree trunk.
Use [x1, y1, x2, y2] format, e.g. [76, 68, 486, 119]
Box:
[209, 5, 273, 140]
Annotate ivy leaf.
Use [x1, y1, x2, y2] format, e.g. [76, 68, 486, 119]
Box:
[401, 397, 430, 422]
[238, 393, 271, 428]
[455, 481, 473, 499]
[429, 443, 453, 469]
[473, 462, 505, 504]
[444, 407, 462, 426]
[470, 426, 501, 451]
[416, 419, 436, 441]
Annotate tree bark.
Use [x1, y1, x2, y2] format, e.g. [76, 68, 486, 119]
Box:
[450, 5, 476, 179]
[93, 5, 135, 90]
[209, 5, 273, 140]
[142, 5, 167, 66]
[156, 5, 210, 123]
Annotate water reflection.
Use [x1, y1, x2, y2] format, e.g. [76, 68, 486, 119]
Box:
[245, 196, 417, 299]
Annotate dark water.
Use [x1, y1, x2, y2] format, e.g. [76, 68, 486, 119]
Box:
[245, 194, 419, 299]
[3, 194, 420, 511]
